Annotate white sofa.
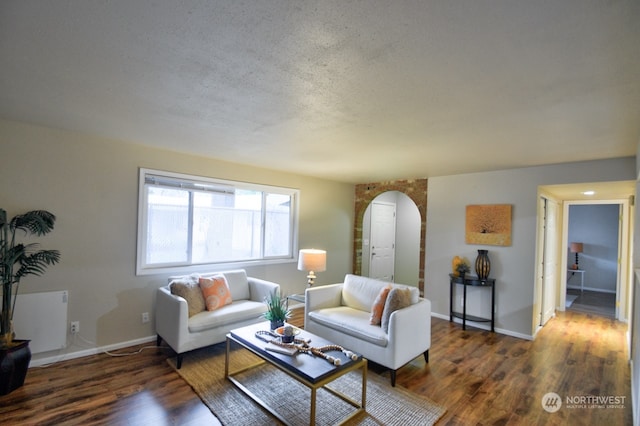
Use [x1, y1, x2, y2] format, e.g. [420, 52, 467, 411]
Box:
[156, 269, 279, 368]
[305, 274, 431, 386]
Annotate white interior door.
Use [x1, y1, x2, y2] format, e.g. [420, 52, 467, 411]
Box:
[541, 197, 558, 325]
[370, 201, 396, 281]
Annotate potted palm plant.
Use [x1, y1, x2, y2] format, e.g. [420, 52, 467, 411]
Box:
[262, 289, 291, 330]
[0, 208, 60, 394]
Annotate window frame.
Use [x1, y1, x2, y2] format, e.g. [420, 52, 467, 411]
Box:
[136, 168, 299, 276]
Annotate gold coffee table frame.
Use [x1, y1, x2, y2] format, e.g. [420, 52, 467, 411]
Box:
[225, 334, 367, 426]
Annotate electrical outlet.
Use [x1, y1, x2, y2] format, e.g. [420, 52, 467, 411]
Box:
[141, 312, 149, 324]
[70, 321, 79, 334]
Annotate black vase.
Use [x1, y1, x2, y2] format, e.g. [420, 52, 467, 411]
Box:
[475, 250, 491, 280]
[0, 340, 31, 395]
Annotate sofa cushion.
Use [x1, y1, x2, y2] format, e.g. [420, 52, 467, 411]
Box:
[221, 269, 251, 301]
[308, 306, 389, 347]
[342, 274, 391, 312]
[404, 285, 420, 305]
[170, 278, 206, 317]
[381, 287, 413, 332]
[188, 300, 268, 333]
[199, 275, 233, 311]
[370, 284, 392, 325]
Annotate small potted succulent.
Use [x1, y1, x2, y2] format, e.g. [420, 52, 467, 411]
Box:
[262, 289, 291, 330]
[281, 325, 295, 343]
[453, 256, 470, 279]
[456, 262, 470, 279]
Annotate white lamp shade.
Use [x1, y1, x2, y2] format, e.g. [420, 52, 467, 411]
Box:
[297, 249, 326, 272]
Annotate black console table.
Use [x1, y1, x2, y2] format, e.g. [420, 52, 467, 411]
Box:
[449, 273, 495, 332]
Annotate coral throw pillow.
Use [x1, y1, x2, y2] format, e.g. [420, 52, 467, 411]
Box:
[199, 275, 233, 311]
[381, 287, 413, 332]
[370, 284, 393, 325]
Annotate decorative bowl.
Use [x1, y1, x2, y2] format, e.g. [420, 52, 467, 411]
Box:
[274, 325, 301, 343]
[274, 325, 301, 337]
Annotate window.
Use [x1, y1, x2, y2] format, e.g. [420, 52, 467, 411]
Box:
[137, 168, 298, 275]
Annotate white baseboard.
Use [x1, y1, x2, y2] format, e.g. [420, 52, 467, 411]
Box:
[431, 312, 450, 321]
[29, 335, 157, 368]
[567, 285, 616, 294]
[431, 312, 533, 341]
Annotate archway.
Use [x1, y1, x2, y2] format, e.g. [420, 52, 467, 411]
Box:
[362, 191, 421, 285]
[354, 179, 427, 295]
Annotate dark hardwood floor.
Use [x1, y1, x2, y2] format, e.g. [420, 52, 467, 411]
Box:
[402, 311, 631, 425]
[0, 309, 631, 425]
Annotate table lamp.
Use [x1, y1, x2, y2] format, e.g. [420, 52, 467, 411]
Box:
[570, 242, 583, 270]
[297, 249, 326, 287]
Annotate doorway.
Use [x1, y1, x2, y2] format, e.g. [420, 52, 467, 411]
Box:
[361, 191, 421, 285]
[563, 202, 626, 320]
[534, 180, 635, 337]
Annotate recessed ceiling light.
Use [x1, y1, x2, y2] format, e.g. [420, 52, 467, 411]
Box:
[582, 191, 595, 196]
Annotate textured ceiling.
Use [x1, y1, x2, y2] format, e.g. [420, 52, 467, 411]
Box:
[1, 1, 639, 184]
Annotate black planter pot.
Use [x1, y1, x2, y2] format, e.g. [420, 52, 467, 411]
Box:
[0, 340, 31, 395]
[270, 320, 284, 331]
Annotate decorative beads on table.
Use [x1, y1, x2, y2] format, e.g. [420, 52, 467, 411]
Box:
[255, 331, 358, 365]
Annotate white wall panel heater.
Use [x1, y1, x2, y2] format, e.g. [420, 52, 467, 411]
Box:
[13, 290, 68, 354]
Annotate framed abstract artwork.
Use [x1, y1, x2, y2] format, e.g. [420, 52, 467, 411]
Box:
[465, 204, 512, 246]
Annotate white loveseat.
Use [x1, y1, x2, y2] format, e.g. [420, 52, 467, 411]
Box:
[156, 269, 279, 368]
[305, 274, 431, 386]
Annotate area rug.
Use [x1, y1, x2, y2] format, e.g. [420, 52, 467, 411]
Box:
[168, 343, 446, 426]
[566, 294, 579, 308]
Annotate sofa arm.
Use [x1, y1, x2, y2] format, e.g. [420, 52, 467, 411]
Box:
[248, 277, 280, 302]
[388, 298, 431, 364]
[155, 286, 190, 351]
[305, 283, 343, 312]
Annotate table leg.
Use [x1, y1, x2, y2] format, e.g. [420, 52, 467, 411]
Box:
[462, 281, 467, 330]
[225, 337, 230, 378]
[491, 282, 495, 332]
[362, 360, 367, 409]
[310, 387, 316, 426]
[449, 278, 453, 323]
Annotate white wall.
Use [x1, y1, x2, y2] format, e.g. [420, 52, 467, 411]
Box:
[425, 157, 636, 338]
[395, 192, 421, 286]
[632, 140, 640, 425]
[633, 271, 640, 426]
[0, 119, 354, 363]
[361, 191, 420, 286]
[568, 204, 619, 292]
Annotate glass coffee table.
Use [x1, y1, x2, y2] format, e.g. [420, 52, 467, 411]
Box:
[225, 322, 367, 425]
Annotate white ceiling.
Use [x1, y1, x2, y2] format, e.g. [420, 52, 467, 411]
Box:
[541, 180, 636, 201]
[1, 1, 639, 185]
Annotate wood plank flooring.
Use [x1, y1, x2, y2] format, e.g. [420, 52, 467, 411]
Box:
[400, 311, 631, 425]
[0, 310, 631, 425]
